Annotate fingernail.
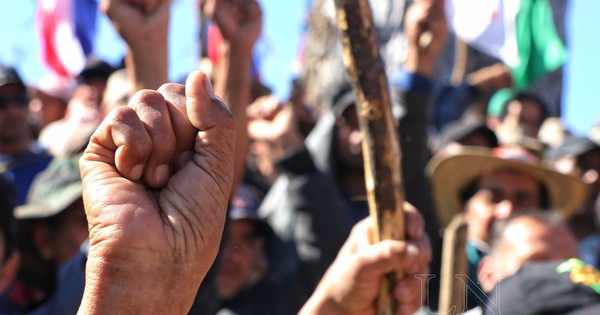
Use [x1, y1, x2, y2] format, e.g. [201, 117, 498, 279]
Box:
[130, 164, 144, 180]
[203, 74, 215, 98]
[154, 164, 170, 185]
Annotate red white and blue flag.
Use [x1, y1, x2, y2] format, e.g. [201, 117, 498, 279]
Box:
[36, 0, 98, 79]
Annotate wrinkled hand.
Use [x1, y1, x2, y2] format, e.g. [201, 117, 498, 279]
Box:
[101, 0, 170, 49]
[202, 0, 262, 51]
[300, 203, 431, 315]
[404, 0, 448, 75]
[79, 71, 236, 314]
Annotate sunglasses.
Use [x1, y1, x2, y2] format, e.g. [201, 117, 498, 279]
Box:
[0, 92, 28, 110]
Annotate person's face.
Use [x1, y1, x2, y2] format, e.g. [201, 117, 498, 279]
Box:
[0, 84, 30, 145]
[28, 90, 67, 130]
[216, 220, 266, 300]
[51, 201, 89, 265]
[495, 217, 578, 278]
[479, 216, 578, 292]
[502, 100, 544, 137]
[72, 79, 107, 110]
[464, 170, 542, 243]
[336, 105, 364, 171]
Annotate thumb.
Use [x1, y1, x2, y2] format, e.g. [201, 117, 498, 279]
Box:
[185, 71, 235, 132]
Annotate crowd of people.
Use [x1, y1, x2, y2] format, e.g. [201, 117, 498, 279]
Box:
[1, 0, 599, 314]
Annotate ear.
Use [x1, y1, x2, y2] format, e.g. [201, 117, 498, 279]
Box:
[0, 252, 20, 294]
[478, 256, 499, 293]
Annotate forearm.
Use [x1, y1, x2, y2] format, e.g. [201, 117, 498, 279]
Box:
[215, 43, 253, 193]
[126, 44, 169, 94]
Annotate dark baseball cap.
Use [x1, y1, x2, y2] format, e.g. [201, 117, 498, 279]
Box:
[77, 59, 114, 84]
[0, 65, 25, 90]
[229, 183, 273, 240]
[15, 155, 83, 220]
[483, 259, 600, 315]
[545, 136, 600, 161]
[437, 117, 498, 150]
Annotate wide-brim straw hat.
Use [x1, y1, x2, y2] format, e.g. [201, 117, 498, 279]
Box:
[427, 145, 588, 227]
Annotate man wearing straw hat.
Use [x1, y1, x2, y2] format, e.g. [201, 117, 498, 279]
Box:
[428, 145, 588, 309]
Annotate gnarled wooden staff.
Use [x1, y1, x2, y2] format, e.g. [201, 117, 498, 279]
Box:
[333, 0, 405, 314]
[439, 215, 468, 314]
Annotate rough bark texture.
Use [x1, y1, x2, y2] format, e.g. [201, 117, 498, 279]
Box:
[334, 0, 406, 314]
[438, 215, 468, 314]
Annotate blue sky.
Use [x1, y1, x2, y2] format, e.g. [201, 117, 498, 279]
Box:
[1, 0, 598, 135]
[562, 0, 600, 136]
[0, 0, 306, 99]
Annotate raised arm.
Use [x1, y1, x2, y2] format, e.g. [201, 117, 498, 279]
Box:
[202, 0, 263, 193]
[101, 0, 170, 93]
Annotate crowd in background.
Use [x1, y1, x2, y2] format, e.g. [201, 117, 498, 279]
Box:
[1, 0, 600, 314]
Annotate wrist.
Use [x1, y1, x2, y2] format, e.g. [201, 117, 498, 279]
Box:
[78, 252, 201, 314]
[404, 49, 436, 77]
[126, 47, 169, 91]
[300, 287, 348, 315]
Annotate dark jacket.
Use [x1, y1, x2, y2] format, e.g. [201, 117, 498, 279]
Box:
[256, 71, 442, 314]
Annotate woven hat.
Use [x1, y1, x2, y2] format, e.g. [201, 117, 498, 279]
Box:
[427, 146, 588, 227]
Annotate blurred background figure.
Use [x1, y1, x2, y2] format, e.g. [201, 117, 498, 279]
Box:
[99, 68, 131, 116]
[0, 65, 52, 206]
[13, 155, 88, 313]
[38, 59, 114, 157]
[0, 175, 22, 313]
[434, 116, 498, 152]
[546, 136, 600, 268]
[27, 75, 75, 138]
[476, 212, 600, 315]
[214, 182, 274, 314]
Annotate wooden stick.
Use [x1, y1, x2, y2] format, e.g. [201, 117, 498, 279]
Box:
[439, 215, 469, 314]
[334, 1, 406, 314]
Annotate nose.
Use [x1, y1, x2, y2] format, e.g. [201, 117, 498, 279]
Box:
[494, 199, 516, 219]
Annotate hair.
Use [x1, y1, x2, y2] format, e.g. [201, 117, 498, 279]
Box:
[488, 210, 564, 255]
[499, 92, 549, 122]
